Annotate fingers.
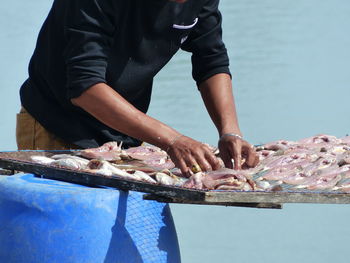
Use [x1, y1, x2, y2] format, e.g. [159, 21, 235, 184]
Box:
[220, 149, 233, 169]
[243, 144, 259, 168]
[167, 134, 259, 176]
[188, 146, 220, 173]
[176, 158, 191, 177]
[231, 141, 242, 170]
[218, 135, 242, 169]
[204, 150, 221, 170]
[219, 136, 260, 170]
[167, 136, 220, 176]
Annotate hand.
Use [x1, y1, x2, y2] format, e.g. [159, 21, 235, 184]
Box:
[218, 134, 259, 170]
[166, 135, 221, 177]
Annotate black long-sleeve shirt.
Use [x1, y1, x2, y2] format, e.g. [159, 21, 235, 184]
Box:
[20, 0, 230, 148]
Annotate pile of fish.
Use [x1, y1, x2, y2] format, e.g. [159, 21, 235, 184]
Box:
[30, 134, 350, 192]
[254, 134, 350, 192]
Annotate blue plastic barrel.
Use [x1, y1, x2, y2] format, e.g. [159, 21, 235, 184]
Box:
[0, 173, 181, 263]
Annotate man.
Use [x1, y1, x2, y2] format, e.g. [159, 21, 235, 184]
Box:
[17, 0, 258, 175]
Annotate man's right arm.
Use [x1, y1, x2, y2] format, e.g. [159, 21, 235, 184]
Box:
[71, 83, 179, 151]
[71, 83, 220, 175]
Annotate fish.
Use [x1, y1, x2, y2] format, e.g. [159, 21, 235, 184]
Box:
[259, 140, 297, 151]
[256, 150, 277, 161]
[51, 158, 89, 170]
[293, 165, 349, 190]
[30, 154, 89, 169]
[41, 154, 90, 170]
[113, 163, 160, 174]
[255, 180, 282, 191]
[282, 171, 313, 185]
[87, 159, 135, 178]
[181, 168, 255, 191]
[332, 173, 350, 192]
[260, 152, 315, 170]
[181, 172, 204, 189]
[297, 134, 341, 145]
[155, 172, 187, 186]
[337, 153, 350, 167]
[50, 154, 89, 161]
[127, 170, 157, 184]
[79, 141, 127, 161]
[341, 136, 350, 145]
[30, 156, 55, 165]
[124, 145, 167, 160]
[50, 154, 90, 167]
[125, 145, 175, 169]
[261, 164, 306, 182]
[27, 134, 350, 192]
[86, 159, 156, 183]
[295, 174, 342, 191]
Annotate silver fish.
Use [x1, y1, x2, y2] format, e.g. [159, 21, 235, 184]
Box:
[30, 155, 55, 165]
[51, 158, 88, 170]
[155, 172, 187, 186]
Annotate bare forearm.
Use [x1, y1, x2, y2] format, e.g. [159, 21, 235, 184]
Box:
[200, 74, 258, 169]
[199, 73, 242, 136]
[71, 83, 180, 149]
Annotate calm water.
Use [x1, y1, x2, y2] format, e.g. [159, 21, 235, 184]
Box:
[1, 1, 350, 262]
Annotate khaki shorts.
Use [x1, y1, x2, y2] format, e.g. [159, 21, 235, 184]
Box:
[16, 107, 81, 150]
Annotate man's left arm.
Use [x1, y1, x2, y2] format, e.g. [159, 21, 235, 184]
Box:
[199, 73, 258, 169]
[181, 0, 258, 169]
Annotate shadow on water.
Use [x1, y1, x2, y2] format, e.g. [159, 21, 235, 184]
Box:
[104, 191, 143, 263]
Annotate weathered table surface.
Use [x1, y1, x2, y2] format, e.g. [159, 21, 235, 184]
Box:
[1, 151, 350, 210]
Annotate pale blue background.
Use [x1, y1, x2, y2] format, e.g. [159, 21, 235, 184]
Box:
[1, 1, 350, 262]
